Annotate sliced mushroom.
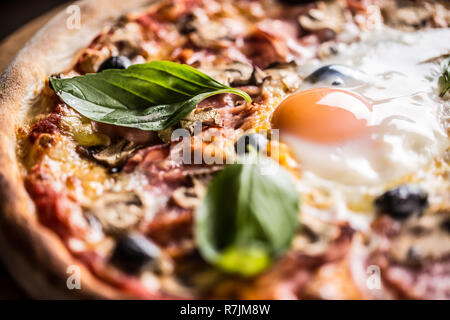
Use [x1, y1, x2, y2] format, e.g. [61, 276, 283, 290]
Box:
[292, 214, 341, 256]
[172, 177, 210, 210]
[180, 107, 222, 134]
[91, 139, 140, 168]
[380, 1, 435, 31]
[172, 168, 220, 210]
[317, 41, 340, 60]
[179, 12, 232, 48]
[389, 209, 450, 265]
[199, 62, 255, 86]
[258, 61, 302, 92]
[252, 66, 270, 85]
[84, 191, 145, 234]
[107, 22, 144, 58]
[298, 0, 349, 33]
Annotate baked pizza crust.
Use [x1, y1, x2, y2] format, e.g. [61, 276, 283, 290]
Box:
[0, 0, 164, 299]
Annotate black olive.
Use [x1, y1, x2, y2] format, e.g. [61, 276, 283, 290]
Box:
[304, 64, 365, 87]
[110, 233, 161, 274]
[235, 133, 268, 155]
[374, 185, 428, 220]
[108, 167, 121, 174]
[98, 56, 131, 72]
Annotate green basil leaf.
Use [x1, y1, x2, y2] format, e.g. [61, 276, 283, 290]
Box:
[440, 58, 450, 97]
[50, 61, 251, 131]
[195, 156, 300, 277]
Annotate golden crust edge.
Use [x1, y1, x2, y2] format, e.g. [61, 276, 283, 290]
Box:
[0, 0, 164, 299]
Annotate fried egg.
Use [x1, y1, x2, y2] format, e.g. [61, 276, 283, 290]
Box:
[271, 27, 450, 228]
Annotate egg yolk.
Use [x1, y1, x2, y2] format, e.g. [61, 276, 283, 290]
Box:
[271, 88, 372, 143]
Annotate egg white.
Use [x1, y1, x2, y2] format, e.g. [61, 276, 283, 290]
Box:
[283, 27, 450, 229]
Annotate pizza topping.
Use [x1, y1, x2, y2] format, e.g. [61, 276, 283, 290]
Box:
[258, 61, 302, 92]
[172, 177, 209, 210]
[29, 112, 61, 143]
[110, 233, 171, 275]
[90, 140, 141, 168]
[214, 221, 354, 299]
[379, 0, 449, 31]
[180, 107, 222, 134]
[199, 62, 255, 87]
[374, 185, 429, 220]
[98, 55, 132, 72]
[369, 210, 450, 299]
[304, 64, 367, 87]
[178, 13, 196, 35]
[59, 106, 111, 147]
[234, 133, 269, 155]
[389, 210, 450, 264]
[383, 257, 450, 300]
[84, 191, 144, 234]
[24, 163, 92, 240]
[298, 0, 349, 33]
[91, 121, 159, 145]
[18, 0, 450, 299]
[439, 57, 450, 98]
[279, 0, 315, 5]
[181, 12, 234, 49]
[196, 154, 299, 276]
[50, 61, 251, 131]
[242, 31, 289, 70]
[292, 214, 342, 257]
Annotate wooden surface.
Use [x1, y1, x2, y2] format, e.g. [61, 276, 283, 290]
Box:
[0, 6, 66, 299]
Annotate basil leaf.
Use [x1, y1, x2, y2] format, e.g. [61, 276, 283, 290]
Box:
[440, 58, 450, 98]
[195, 156, 300, 276]
[50, 61, 251, 131]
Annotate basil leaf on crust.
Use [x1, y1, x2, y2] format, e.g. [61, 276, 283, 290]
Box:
[50, 61, 251, 131]
[195, 155, 300, 276]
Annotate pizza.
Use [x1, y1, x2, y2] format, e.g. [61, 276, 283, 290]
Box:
[0, 0, 449, 299]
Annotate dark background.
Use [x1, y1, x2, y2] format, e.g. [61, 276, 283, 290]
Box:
[0, 0, 71, 41]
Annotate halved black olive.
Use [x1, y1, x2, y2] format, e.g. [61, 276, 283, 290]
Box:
[235, 133, 268, 155]
[374, 185, 428, 220]
[304, 64, 365, 87]
[98, 56, 131, 72]
[110, 233, 161, 274]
